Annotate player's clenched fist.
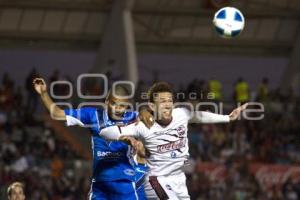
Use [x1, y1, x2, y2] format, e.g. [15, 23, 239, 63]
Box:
[33, 78, 47, 95]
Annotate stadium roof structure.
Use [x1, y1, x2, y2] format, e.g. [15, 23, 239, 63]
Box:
[0, 0, 299, 55]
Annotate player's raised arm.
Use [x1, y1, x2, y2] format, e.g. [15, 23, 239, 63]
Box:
[189, 103, 248, 123]
[33, 78, 66, 120]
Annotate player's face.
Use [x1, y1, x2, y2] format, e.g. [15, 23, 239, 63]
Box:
[152, 92, 173, 122]
[9, 187, 25, 200]
[106, 96, 129, 120]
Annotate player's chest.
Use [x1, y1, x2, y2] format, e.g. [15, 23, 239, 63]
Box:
[143, 123, 188, 154]
[145, 122, 188, 143]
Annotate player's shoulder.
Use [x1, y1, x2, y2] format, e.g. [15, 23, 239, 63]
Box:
[171, 107, 192, 122]
[124, 111, 138, 121]
[79, 106, 100, 113]
[65, 106, 99, 116]
[173, 107, 190, 116]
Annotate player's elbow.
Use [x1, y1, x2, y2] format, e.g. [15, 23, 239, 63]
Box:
[50, 108, 66, 121]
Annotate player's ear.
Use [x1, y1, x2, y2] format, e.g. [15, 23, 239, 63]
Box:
[148, 102, 155, 112]
[105, 95, 109, 105]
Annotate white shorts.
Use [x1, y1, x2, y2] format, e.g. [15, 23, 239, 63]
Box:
[144, 172, 190, 200]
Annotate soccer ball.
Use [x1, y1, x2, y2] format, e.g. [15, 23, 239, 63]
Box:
[213, 7, 245, 38]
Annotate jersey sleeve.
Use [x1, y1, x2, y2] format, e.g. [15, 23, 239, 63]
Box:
[123, 111, 139, 122]
[64, 107, 97, 126]
[191, 111, 230, 123]
[99, 122, 148, 140]
[175, 107, 229, 123]
[176, 107, 193, 120]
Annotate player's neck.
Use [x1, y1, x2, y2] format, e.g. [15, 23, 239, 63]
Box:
[156, 117, 172, 127]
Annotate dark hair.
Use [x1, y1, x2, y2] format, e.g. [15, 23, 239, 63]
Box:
[148, 82, 173, 102]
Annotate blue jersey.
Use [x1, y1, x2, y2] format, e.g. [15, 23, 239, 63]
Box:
[64, 107, 138, 182]
[135, 163, 149, 200]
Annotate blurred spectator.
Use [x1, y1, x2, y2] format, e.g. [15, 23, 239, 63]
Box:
[25, 68, 39, 115]
[49, 69, 61, 98]
[7, 182, 25, 200]
[257, 77, 269, 102]
[234, 77, 249, 104]
[2, 72, 14, 89]
[51, 156, 63, 179]
[209, 78, 222, 101]
[49, 69, 60, 84]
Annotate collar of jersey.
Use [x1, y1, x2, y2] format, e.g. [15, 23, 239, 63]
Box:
[103, 109, 128, 126]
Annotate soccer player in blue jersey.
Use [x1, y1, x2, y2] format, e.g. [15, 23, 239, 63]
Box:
[33, 78, 152, 200]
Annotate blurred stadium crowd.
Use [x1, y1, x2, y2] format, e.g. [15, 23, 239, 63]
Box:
[1, 69, 300, 200]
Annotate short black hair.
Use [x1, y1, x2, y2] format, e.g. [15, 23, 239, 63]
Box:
[148, 82, 173, 102]
[107, 85, 130, 100]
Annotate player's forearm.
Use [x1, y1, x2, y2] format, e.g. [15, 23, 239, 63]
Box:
[40, 92, 66, 120]
[99, 124, 136, 140]
[137, 147, 146, 159]
[190, 111, 230, 123]
[137, 156, 147, 164]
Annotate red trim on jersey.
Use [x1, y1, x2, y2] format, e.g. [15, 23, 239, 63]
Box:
[149, 176, 169, 200]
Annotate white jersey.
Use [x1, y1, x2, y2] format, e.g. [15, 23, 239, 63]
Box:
[99, 107, 230, 176]
[140, 108, 191, 176]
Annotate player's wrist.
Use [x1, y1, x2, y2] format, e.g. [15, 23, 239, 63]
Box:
[40, 90, 48, 96]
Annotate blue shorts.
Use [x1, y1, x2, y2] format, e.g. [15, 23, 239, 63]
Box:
[89, 180, 139, 200]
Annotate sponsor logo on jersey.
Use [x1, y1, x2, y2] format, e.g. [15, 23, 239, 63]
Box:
[153, 125, 186, 138]
[176, 125, 186, 136]
[157, 138, 186, 153]
[124, 169, 135, 176]
[97, 151, 123, 157]
[171, 151, 177, 158]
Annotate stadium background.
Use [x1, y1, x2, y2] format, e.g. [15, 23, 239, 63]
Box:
[1, 0, 300, 199]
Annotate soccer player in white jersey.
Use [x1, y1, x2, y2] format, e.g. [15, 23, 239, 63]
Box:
[99, 82, 248, 200]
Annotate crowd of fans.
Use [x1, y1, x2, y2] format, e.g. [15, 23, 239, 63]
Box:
[1, 69, 300, 199]
[0, 70, 91, 199]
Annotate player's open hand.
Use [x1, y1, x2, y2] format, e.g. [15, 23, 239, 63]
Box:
[138, 109, 154, 129]
[229, 103, 248, 121]
[33, 78, 47, 95]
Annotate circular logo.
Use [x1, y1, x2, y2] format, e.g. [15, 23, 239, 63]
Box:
[177, 125, 186, 136]
[124, 169, 135, 176]
[171, 151, 177, 158]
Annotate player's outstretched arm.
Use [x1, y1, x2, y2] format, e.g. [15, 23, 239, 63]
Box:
[189, 103, 248, 123]
[33, 78, 66, 120]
